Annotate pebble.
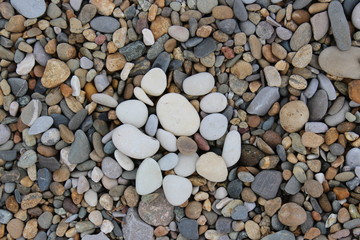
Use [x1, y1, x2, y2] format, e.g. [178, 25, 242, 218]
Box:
[328, 1, 351, 51]
[0, 124, 11, 145]
[8, 78, 28, 97]
[18, 149, 37, 168]
[168, 26, 190, 42]
[178, 218, 199, 239]
[41, 59, 70, 88]
[20, 99, 42, 126]
[174, 153, 198, 177]
[114, 150, 134, 171]
[90, 16, 120, 33]
[311, 11, 329, 41]
[156, 129, 177, 152]
[123, 208, 153, 240]
[142, 28, 155, 46]
[346, 148, 360, 169]
[183, 72, 215, 96]
[262, 230, 295, 240]
[197, 0, 217, 14]
[163, 175, 192, 206]
[194, 37, 217, 58]
[16, 53, 35, 75]
[116, 100, 148, 128]
[0, 209, 13, 224]
[278, 203, 307, 227]
[251, 170, 282, 199]
[156, 93, 200, 136]
[68, 130, 90, 164]
[234, 0, 248, 21]
[200, 92, 227, 113]
[135, 158, 162, 195]
[158, 153, 179, 171]
[91, 93, 118, 108]
[290, 23, 312, 51]
[280, 101, 309, 133]
[10, 0, 46, 18]
[264, 66, 281, 87]
[196, 152, 228, 182]
[112, 124, 159, 159]
[200, 113, 228, 140]
[231, 205, 248, 221]
[141, 67, 167, 96]
[246, 87, 280, 116]
[307, 89, 328, 121]
[28, 116, 54, 135]
[102, 157, 122, 179]
[222, 130, 241, 167]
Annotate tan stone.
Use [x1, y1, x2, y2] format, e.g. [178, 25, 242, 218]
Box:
[279, 101, 309, 133]
[106, 53, 126, 72]
[231, 60, 253, 80]
[212, 6, 234, 19]
[301, 132, 324, 148]
[150, 16, 171, 40]
[90, 0, 115, 16]
[41, 59, 71, 88]
[5, 15, 25, 32]
[349, 80, 360, 104]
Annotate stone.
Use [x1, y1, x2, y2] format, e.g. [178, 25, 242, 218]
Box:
[328, 1, 351, 51]
[196, 152, 228, 182]
[41, 59, 70, 88]
[183, 72, 215, 96]
[21, 192, 42, 209]
[197, 0, 217, 14]
[91, 94, 118, 108]
[112, 124, 160, 159]
[231, 60, 252, 80]
[136, 158, 162, 195]
[20, 99, 42, 126]
[0, 124, 11, 145]
[246, 87, 280, 116]
[234, 0, 248, 21]
[301, 132, 324, 148]
[292, 44, 312, 68]
[311, 11, 329, 41]
[200, 92, 227, 113]
[102, 157, 122, 179]
[8, 78, 28, 97]
[163, 175, 192, 206]
[178, 218, 199, 239]
[0, 209, 13, 224]
[90, 16, 120, 33]
[142, 28, 155, 46]
[176, 136, 197, 155]
[251, 170, 282, 199]
[304, 179, 324, 198]
[240, 145, 265, 166]
[264, 66, 281, 87]
[174, 153, 198, 177]
[37, 168, 52, 191]
[6, 218, 24, 239]
[245, 220, 261, 240]
[200, 113, 228, 140]
[278, 203, 307, 227]
[10, 0, 46, 18]
[194, 37, 217, 58]
[116, 100, 148, 128]
[346, 148, 360, 169]
[18, 150, 37, 169]
[138, 190, 174, 226]
[114, 150, 134, 171]
[16, 53, 35, 75]
[156, 93, 200, 136]
[28, 116, 54, 135]
[280, 101, 309, 133]
[307, 90, 328, 121]
[232, 205, 248, 220]
[68, 130, 90, 164]
[156, 129, 177, 152]
[106, 53, 126, 72]
[290, 23, 312, 51]
[168, 26, 190, 42]
[141, 68, 167, 96]
[158, 153, 178, 171]
[122, 208, 153, 240]
[262, 230, 295, 240]
[256, 21, 274, 40]
[119, 41, 146, 61]
[84, 190, 98, 207]
[349, 80, 360, 104]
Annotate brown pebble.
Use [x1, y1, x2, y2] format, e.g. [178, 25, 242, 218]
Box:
[304, 227, 321, 240]
[333, 187, 350, 200]
[176, 136, 198, 155]
[185, 201, 202, 219]
[212, 6, 234, 19]
[6, 219, 24, 239]
[278, 203, 307, 227]
[304, 179, 324, 198]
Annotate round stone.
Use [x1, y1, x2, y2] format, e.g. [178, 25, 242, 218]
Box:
[222, 130, 242, 167]
[156, 93, 200, 136]
[135, 158, 162, 195]
[102, 157, 122, 179]
[200, 92, 227, 113]
[141, 68, 167, 96]
[28, 116, 54, 135]
[199, 113, 228, 140]
[280, 101, 309, 133]
[278, 203, 307, 227]
[304, 179, 324, 198]
[116, 100, 148, 128]
[196, 152, 228, 182]
[168, 26, 190, 42]
[158, 153, 179, 171]
[346, 148, 360, 169]
[112, 124, 160, 159]
[183, 72, 215, 96]
[162, 175, 193, 206]
[156, 129, 177, 152]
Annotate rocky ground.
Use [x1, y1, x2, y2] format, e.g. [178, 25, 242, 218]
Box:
[0, 0, 360, 239]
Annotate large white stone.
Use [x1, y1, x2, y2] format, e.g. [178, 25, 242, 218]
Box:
[156, 129, 177, 152]
[135, 158, 162, 195]
[114, 150, 135, 171]
[200, 92, 227, 113]
[156, 93, 200, 136]
[183, 72, 215, 96]
[158, 153, 179, 171]
[112, 124, 160, 159]
[196, 152, 228, 182]
[141, 68, 167, 96]
[222, 130, 241, 167]
[200, 113, 228, 140]
[163, 175, 192, 206]
[84, 189, 98, 207]
[174, 153, 198, 177]
[116, 100, 148, 128]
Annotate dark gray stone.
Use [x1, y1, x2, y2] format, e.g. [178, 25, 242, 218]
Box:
[69, 109, 88, 131]
[152, 52, 171, 72]
[178, 218, 199, 239]
[328, 1, 351, 51]
[307, 89, 328, 121]
[147, 34, 169, 60]
[194, 38, 217, 58]
[233, 0, 248, 21]
[251, 170, 282, 199]
[0, 150, 17, 161]
[120, 41, 146, 61]
[8, 78, 28, 97]
[68, 130, 90, 164]
[122, 208, 153, 240]
[217, 19, 237, 35]
[37, 155, 61, 171]
[37, 168, 52, 191]
[215, 217, 233, 233]
[293, 0, 312, 10]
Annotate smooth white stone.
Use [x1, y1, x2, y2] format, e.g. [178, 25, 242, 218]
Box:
[222, 130, 241, 167]
[91, 166, 104, 183]
[168, 26, 190, 42]
[16, 53, 35, 75]
[89, 210, 103, 226]
[84, 189, 98, 207]
[142, 28, 155, 46]
[120, 62, 134, 81]
[133, 87, 154, 106]
[200, 92, 227, 113]
[158, 153, 179, 171]
[156, 129, 178, 152]
[116, 100, 148, 128]
[77, 175, 90, 194]
[91, 93, 118, 108]
[174, 153, 198, 177]
[71, 75, 81, 97]
[196, 152, 228, 182]
[156, 93, 200, 136]
[135, 158, 162, 195]
[163, 175, 192, 206]
[101, 220, 114, 234]
[9, 101, 19, 117]
[200, 113, 228, 140]
[114, 150, 135, 171]
[305, 122, 329, 133]
[183, 72, 215, 96]
[141, 68, 167, 96]
[112, 124, 160, 159]
[215, 187, 228, 199]
[145, 114, 158, 137]
[352, 2, 360, 29]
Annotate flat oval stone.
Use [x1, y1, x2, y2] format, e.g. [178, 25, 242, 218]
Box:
[8, 78, 28, 97]
[91, 93, 118, 108]
[222, 130, 241, 167]
[156, 129, 177, 152]
[196, 152, 228, 182]
[102, 157, 122, 179]
[68, 130, 91, 164]
[194, 37, 217, 58]
[158, 153, 179, 171]
[246, 87, 280, 116]
[325, 101, 350, 126]
[140, 68, 167, 96]
[163, 175, 192, 206]
[114, 150, 134, 171]
[28, 116, 54, 135]
[328, 1, 351, 51]
[17, 149, 37, 169]
[199, 113, 228, 141]
[168, 26, 190, 42]
[34, 41, 51, 66]
[156, 93, 200, 136]
[307, 89, 328, 121]
[278, 203, 307, 227]
[200, 92, 227, 113]
[10, 0, 46, 18]
[280, 101, 309, 133]
[41, 59, 70, 88]
[290, 23, 311, 51]
[116, 100, 148, 128]
[319, 46, 360, 79]
[311, 11, 329, 41]
[112, 124, 160, 159]
[90, 16, 120, 33]
[183, 72, 215, 96]
[135, 158, 162, 195]
[233, 0, 248, 21]
[20, 99, 42, 126]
